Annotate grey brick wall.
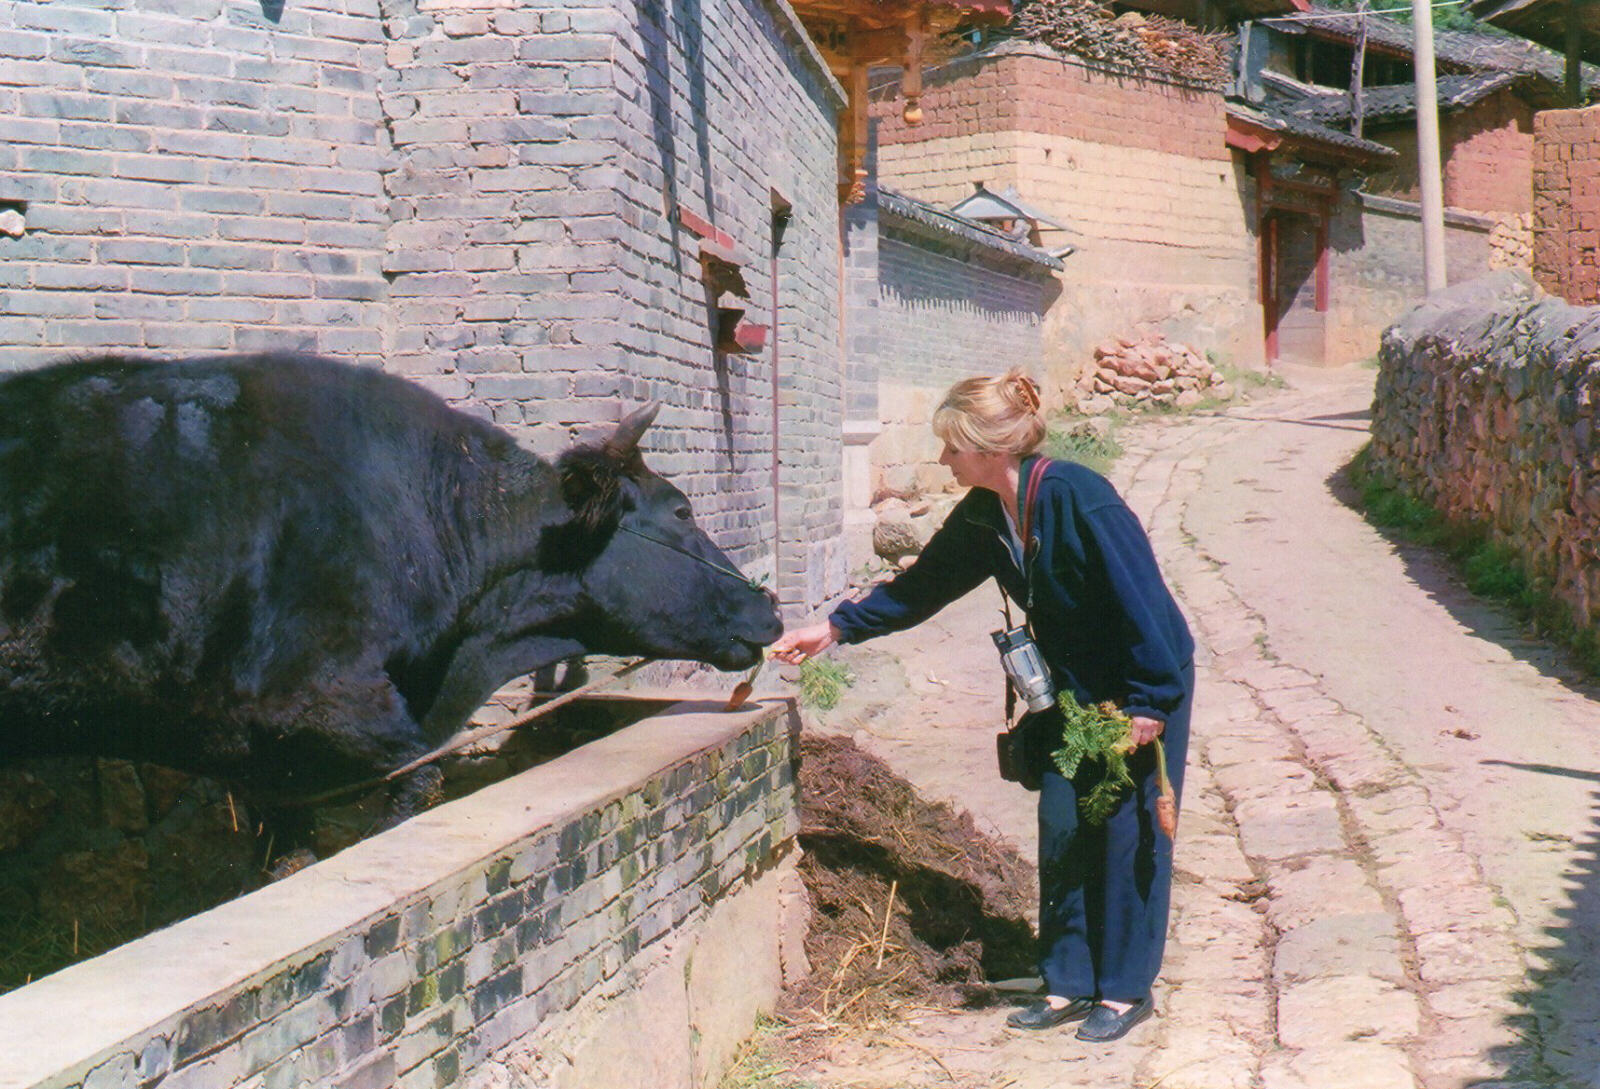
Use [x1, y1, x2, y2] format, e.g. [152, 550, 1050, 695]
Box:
[0, 0, 846, 609]
[0, 700, 802, 1089]
[0, 0, 389, 365]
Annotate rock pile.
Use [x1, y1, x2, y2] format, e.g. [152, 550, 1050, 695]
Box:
[1077, 331, 1230, 414]
[1008, 0, 1232, 88]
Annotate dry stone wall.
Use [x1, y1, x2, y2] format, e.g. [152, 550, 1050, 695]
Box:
[1371, 270, 1600, 633]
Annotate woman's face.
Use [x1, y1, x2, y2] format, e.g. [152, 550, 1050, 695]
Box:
[939, 443, 1003, 490]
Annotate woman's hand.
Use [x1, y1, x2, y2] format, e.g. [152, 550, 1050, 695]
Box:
[1128, 715, 1165, 747]
[770, 621, 839, 664]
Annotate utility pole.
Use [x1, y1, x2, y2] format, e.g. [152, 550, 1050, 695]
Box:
[1412, 0, 1447, 293]
[1350, 0, 1369, 138]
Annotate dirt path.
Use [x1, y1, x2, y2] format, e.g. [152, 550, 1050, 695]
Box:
[782, 365, 1600, 1089]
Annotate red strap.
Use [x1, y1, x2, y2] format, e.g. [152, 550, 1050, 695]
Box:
[1019, 456, 1051, 552]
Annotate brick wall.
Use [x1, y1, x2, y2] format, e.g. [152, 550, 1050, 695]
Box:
[869, 42, 1260, 379]
[0, 0, 389, 364]
[0, 698, 806, 1089]
[1531, 102, 1600, 305]
[0, 0, 846, 613]
[1367, 89, 1535, 216]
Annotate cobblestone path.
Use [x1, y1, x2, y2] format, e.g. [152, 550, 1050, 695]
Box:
[788, 365, 1600, 1089]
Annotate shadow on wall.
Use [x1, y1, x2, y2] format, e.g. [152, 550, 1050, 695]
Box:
[1472, 764, 1600, 1086]
[261, 0, 284, 22]
[639, 0, 718, 266]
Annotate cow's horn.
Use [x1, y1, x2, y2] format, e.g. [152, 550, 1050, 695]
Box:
[605, 401, 661, 456]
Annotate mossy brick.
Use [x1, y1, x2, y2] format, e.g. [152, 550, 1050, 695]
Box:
[406, 972, 441, 1017]
[438, 958, 468, 1003]
[515, 908, 559, 952]
[394, 1005, 458, 1073]
[595, 833, 619, 870]
[484, 855, 514, 895]
[473, 887, 525, 939]
[174, 990, 260, 1064]
[469, 964, 524, 1022]
[508, 840, 556, 885]
[379, 995, 408, 1041]
[615, 818, 641, 855]
[641, 777, 665, 807]
[369, 914, 406, 953]
[740, 748, 771, 779]
[419, 917, 472, 971]
[618, 851, 643, 886]
[135, 1035, 172, 1083]
[432, 1046, 461, 1089]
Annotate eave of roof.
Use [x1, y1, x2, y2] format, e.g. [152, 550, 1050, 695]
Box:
[1268, 67, 1529, 123]
[1226, 100, 1400, 161]
[877, 187, 1066, 269]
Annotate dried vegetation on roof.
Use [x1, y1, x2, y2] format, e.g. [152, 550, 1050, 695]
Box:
[1007, 0, 1234, 87]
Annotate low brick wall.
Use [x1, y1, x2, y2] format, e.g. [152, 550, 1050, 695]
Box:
[1371, 270, 1600, 632]
[0, 695, 806, 1089]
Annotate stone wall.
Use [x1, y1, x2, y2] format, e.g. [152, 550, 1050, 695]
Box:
[871, 41, 1261, 384]
[0, 0, 847, 612]
[1371, 271, 1600, 633]
[0, 696, 807, 1089]
[1531, 101, 1600, 307]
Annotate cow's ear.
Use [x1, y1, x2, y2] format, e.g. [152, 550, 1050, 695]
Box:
[556, 446, 626, 539]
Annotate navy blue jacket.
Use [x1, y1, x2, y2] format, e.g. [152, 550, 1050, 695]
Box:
[831, 456, 1194, 722]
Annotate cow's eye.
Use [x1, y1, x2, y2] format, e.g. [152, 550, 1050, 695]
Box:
[675, 505, 692, 521]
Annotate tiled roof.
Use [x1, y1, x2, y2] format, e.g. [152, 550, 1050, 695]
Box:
[1264, 3, 1600, 87]
[1227, 99, 1400, 156]
[1269, 67, 1526, 123]
[876, 188, 1066, 269]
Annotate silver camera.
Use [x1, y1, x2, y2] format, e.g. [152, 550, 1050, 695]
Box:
[992, 625, 1057, 713]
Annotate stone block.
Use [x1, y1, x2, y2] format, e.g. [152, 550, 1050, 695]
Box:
[1259, 1043, 1416, 1089]
[1276, 976, 1420, 1048]
[1273, 913, 1403, 983]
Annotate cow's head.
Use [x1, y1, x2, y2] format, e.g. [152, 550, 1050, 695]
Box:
[553, 404, 782, 670]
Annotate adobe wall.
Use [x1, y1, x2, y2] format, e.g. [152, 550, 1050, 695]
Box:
[1531, 101, 1600, 306]
[1326, 193, 1497, 364]
[0, 0, 847, 612]
[871, 42, 1261, 390]
[1371, 271, 1600, 634]
[0, 696, 807, 1089]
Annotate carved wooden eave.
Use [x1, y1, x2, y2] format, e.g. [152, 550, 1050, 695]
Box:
[791, 0, 1013, 203]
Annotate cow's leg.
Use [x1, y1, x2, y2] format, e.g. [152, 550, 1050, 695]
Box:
[385, 763, 444, 825]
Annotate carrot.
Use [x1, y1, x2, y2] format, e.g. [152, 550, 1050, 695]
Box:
[725, 659, 762, 711]
[1153, 736, 1178, 839]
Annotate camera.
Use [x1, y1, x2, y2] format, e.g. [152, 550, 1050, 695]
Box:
[991, 625, 1056, 713]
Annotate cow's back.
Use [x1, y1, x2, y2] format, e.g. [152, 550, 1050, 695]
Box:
[0, 354, 512, 766]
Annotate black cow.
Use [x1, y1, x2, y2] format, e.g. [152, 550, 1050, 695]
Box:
[0, 352, 781, 821]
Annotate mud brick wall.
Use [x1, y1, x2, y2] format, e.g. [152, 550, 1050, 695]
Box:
[1531, 102, 1600, 306]
[1371, 271, 1600, 633]
[870, 41, 1259, 380]
[1366, 90, 1535, 217]
[0, 698, 806, 1089]
[0, 0, 847, 610]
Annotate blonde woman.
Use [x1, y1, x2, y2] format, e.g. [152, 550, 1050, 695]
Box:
[773, 369, 1193, 1043]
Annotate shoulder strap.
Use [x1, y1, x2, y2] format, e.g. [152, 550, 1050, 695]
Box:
[1019, 456, 1052, 551]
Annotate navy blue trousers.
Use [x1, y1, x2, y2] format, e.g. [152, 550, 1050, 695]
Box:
[1034, 663, 1192, 1003]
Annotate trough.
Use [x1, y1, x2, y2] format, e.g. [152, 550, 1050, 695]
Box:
[0, 692, 807, 1089]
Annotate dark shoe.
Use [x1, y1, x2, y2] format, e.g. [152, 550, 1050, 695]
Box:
[1075, 998, 1154, 1042]
[1005, 997, 1096, 1030]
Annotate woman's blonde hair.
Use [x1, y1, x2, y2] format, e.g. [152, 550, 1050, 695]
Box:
[932, 367, 1046, 455]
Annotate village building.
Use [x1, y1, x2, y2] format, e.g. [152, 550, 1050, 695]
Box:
[849, 0, 1594, 501]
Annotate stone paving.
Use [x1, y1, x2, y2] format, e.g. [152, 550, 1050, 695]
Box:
[782, 367, 1598, 1089]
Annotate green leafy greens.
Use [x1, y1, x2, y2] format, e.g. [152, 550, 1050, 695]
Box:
[1049, 690, 1135, 824]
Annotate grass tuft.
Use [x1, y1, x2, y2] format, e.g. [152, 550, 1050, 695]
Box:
[798, 658, 854, 710]
[1347, 444, 1600, 680]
